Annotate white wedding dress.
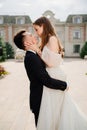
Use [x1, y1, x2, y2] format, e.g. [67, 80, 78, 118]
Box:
[37, 46, 87, 130]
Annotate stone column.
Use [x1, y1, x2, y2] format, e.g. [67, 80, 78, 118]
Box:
[8, 25, 13, 45]
[64, 25, 69, 56]
[85, 23, 87, 41]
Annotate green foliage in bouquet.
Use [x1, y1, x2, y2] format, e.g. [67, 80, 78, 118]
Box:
[0, 65, 9, 77]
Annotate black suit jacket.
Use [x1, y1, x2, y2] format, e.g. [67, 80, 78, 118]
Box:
[24, 51, 67, 119]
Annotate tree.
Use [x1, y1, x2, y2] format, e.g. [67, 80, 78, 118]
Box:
[80, 41, 87, 59]
[0, 37, 7, 62]
[5, 42, 14, 59]
[0, 46, 3, 56]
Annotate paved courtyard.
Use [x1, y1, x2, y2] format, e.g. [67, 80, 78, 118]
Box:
[0, 58, 87, 130]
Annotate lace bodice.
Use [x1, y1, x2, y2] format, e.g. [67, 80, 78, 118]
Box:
[41, 46, 63, 67]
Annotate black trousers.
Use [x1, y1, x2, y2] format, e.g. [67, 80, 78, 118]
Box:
[34, 111, 39, 126]
[31, 108, 39, 126]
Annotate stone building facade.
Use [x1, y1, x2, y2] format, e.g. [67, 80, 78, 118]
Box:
[0, 15, 33, 51]
[0, 11, 87, 57]
[43, 10, 87, 57]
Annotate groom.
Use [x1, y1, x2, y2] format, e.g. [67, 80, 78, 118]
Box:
[13, 30, 67, 126]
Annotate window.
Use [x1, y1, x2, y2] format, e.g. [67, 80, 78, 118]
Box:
[57, 31, 62, 37]
[0, 30, 4, 37]
[46, 15, 51, 19]
[29, 27, 33, 33]
[73, 45, 80, 53]
[73, 30, 81, 39]
[0, 17, 3, 24]
[73, 16, 82, 24]
[16, 17, 25, 24]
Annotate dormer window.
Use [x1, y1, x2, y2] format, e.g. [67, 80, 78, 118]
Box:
[16, 17, 25, 24]
[73, 16, 82, 24]
[0, 17, 3, 24]
[46, 15, 51, 19]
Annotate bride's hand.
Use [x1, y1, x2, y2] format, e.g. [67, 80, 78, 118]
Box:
[66, 86, 69, 91]
[25, 43, 42, 55]
[25, 43, 37, 51]
[24, 34, 38, 50]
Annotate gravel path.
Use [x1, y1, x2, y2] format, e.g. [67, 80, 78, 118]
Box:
[0, 58, 87, 130]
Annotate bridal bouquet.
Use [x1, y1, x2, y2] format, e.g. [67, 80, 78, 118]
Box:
[0, 65, 9, 78]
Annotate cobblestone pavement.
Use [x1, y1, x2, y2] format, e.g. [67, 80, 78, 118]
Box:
[0, 58, 87, 130]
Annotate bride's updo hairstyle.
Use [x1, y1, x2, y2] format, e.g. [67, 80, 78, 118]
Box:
[33, 16, 64, 57]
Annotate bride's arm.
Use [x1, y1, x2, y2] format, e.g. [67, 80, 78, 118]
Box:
[41, 55, 54, 67]
[47, 36, 59, 53]
[41, 36, 60, 67]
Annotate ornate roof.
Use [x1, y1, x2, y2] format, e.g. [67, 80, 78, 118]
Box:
[42, 10, 55, 17]
[0, 15, 32, 24]
[66, 14, 87, 23]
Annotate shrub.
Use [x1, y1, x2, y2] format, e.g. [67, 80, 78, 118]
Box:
[0, 37, 7, 62]
[5, 42, 14, 59]
[80, 41, 87, 59]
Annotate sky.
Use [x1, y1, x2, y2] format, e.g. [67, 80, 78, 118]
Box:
[0, 0, 87, 22]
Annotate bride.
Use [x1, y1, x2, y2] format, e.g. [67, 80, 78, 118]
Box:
[26, 17, 87, 130]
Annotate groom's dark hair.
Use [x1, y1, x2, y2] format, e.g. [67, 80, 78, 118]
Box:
[13, 30, 26, 50]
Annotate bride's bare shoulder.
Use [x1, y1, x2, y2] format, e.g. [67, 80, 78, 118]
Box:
[49, 36, 57, 42]
[47, 36, 58, 52]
